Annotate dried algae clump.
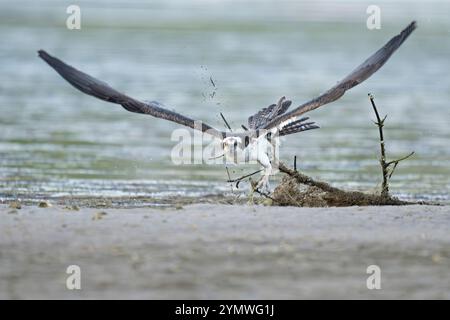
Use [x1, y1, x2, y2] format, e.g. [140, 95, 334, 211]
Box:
[38, 201, 52, 208]
[271, 162, 408, 207]
[272, 176, 328, 207]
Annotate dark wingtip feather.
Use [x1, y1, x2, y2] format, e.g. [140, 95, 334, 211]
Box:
[37, 50, 65, 71]
[38, 49, 51, 61]
[404, 21, 417, 37]
[396, 21, 417, 47]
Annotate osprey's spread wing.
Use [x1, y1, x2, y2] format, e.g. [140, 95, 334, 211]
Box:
[263, 21, 417, 130]
[39, 21, 415, 140]
[38, 50, 226, 139]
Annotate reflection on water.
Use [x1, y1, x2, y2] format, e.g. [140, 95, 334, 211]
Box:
[1, 0, 449, 203]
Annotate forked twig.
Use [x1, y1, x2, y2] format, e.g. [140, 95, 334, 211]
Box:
[387, 151, 415, 178]
[227, 169, 263, 188]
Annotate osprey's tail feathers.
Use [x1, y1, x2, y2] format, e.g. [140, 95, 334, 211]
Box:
[278, 117, 319, 136]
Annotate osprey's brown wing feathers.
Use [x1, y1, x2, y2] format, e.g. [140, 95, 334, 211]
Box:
[38, 50, 226, 139]
[39, 21, 416, 140]
[264, 21, 417, 130]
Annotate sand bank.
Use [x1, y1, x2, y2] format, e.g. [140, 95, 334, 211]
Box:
[0, 204, 449, 299]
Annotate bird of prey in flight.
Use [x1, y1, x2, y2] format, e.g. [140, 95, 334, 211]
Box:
[38, 21, 416, 191]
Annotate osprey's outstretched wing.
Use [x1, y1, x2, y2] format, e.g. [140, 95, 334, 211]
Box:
[264, 21, 417, 130]
[38, 50, 226, 139]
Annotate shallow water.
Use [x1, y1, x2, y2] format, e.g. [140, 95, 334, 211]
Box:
[1, 0, 449, 203]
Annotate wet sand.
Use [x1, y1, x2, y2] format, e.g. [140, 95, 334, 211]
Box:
[0, 204, 449, 299]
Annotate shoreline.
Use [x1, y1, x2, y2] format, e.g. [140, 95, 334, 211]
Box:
[0, 192, 445, 209]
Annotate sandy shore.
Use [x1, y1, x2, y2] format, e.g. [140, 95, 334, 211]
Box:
[0, 203, 449, 299]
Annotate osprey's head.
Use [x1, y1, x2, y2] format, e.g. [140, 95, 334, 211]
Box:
[222, 136, 242, 158]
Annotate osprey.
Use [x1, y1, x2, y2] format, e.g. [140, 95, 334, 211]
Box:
[38, 21, 416, 191]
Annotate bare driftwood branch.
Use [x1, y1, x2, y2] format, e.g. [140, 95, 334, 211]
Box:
[368, 94, 414, 197]
[278, 162, 341, 193]
[368, 93, 389, 196]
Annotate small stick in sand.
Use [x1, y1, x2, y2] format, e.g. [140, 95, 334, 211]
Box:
[220, 112, 234, 191]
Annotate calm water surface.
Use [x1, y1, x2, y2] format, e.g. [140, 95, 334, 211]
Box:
[1, 0, 449, 203]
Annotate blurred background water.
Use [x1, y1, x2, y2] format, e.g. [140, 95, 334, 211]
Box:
[0, 0, 449, 203]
